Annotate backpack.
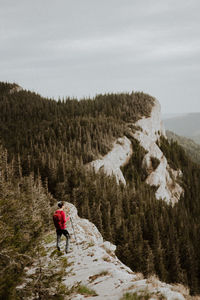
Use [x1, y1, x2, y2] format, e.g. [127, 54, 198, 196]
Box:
[53, 211, 63, 229]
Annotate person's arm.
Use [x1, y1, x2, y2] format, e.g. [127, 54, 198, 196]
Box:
[65, 206, 70, 222]
[62, 210, 70, 223]
[61, 210, 67, 224]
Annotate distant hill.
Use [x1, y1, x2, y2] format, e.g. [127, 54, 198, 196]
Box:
[162, 113, 186, 120]
[166, 130, 200, 165]
[163, 113, 200, 144]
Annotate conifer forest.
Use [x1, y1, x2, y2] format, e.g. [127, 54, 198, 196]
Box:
[0, 82, 200, 297]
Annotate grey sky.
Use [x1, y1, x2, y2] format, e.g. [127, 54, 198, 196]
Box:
[0, 0, 200, 113]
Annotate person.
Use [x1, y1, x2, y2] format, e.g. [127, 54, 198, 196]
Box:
[53, 201, 70, 253]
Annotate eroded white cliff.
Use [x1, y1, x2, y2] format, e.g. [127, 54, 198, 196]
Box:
[90, 136, 132, 185]
[17, 203, 189, 300]
[89, 98, 183, 205]
[133, 98, 183, 205]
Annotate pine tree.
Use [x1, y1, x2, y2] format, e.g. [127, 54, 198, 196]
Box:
[143, 240, 155, 276]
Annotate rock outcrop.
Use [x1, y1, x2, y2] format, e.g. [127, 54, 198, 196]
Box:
[90, 137, 132, 185]
[132, 98, 183, 205]
[89, 98, 183, 205]
[17, 203, 190, 299]
[9, 84, 22, 94]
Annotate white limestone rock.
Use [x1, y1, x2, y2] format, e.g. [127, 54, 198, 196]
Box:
[89, 136, 132, 185]
[89, 97, 183, 205]
[102, 241, 116, 253]
[18, 202, 191, 300]
[133, 98, 183, 205]
[134, 98, 166, 142]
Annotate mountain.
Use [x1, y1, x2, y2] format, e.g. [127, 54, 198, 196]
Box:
[162, 113, 187, 120]
[1, 82, 200, 297]
[90, 99, 183, 205]
[163, 113, 200, 144]
[166, 130, 200, 165]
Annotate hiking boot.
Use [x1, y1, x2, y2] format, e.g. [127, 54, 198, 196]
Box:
[66, 247, 72, 253]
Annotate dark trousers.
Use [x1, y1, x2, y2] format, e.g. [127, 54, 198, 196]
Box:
[56, 229, 70, 251]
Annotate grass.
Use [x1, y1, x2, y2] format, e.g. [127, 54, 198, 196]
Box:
[121, 290, 167, 300]
[101, 243, 115, 257]
[132, 273, 144, 281]
[120, 291, 152, 300]
[87, 252, 94, 257]
[60, 257, 69, 268]
[98, 270, 109, 276]
[43, 233, 55, 244]
[57, 283, 72, 297]
[50, 249, 63, 258]
[102, 255, 111, 262]
[85, 242, 95, 249]
[89, 270, 110, 282]
[76, 285, 98, 296]
[39, 246, 47, 257]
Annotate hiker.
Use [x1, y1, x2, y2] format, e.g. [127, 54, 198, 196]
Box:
[53, 201, 70, 253]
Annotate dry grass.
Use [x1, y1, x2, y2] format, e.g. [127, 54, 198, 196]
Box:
[76, 284, 98, 297]
[101, 244, 116, 258]
[89, 270, 110, 283]
[85, 242, 95, 250]
[87, 252, 94, 257]
[171, 283, 190, 298]
[131, 273, 144, 281]
[102, 255, 112, 262]
[43, 233, 55, 244]
[146, 274, 160, 287]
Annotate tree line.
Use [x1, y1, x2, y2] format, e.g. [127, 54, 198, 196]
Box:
[0, 144, 53, 299]
[0, 82, 200, 295]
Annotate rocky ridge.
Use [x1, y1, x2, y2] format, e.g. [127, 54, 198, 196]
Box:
[17, 203, 191, 299]
[90, 98, 183, 205]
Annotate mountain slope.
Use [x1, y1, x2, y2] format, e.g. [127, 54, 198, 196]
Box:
[90, 98, 183, 205]
[166, 130, 200, 165]
[16, 203, 190, 300]
[1, 82, 200, 295]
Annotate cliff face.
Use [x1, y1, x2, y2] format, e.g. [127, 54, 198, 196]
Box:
[132, 98, 183, 205]
[90, 137, 132, 185]
[90, 98, 183, 205]
[17, 203, 189, 300]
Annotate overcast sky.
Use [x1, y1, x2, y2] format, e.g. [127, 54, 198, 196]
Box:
[0, 0, 200, 113]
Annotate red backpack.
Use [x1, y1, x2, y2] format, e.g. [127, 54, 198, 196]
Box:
[53, 211, 63, 229]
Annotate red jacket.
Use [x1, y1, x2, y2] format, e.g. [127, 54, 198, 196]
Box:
[55, 210, 70, 230]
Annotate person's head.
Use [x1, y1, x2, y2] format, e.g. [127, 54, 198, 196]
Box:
[58, 201, 64, 209]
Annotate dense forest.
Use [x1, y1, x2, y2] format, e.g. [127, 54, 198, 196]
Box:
[0, 82, 200, 297]
[0, 144, 53, 299]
